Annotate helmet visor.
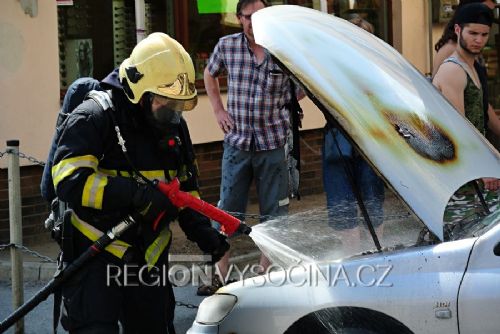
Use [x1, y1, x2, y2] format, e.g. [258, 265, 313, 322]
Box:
[156, 72, 198, 111]
[152, 93, 198, 112]
[155, 94, 198, 112]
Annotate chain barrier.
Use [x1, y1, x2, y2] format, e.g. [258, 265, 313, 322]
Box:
[224, 210, 273, 221]
[225, 210, 412, 223]
[0, 243, 56, 263]
[0, 149, 46, 166]
[15, 151, 46, 167]
[326, 212, 413, 222]
[176, 301, 199, 309]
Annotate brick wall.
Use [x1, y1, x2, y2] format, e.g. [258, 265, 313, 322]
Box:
[0, 165, 51, 245]
[0, 129, 324, 244]
[296, 129, 324, 196]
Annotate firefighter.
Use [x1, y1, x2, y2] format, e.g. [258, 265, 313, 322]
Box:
[51, 32, 229, 333]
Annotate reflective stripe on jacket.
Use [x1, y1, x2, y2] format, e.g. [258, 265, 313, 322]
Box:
[71, 211, 172, 268]
[52, 161, 200, 211]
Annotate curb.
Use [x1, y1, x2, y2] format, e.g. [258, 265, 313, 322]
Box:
[0, 261, 57, 282]
[0, 251, 261, 283]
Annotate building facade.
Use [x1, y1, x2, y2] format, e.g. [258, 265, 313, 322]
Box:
[0, 0, 499, 243]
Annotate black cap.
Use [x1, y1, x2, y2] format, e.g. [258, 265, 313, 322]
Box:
[455, 3, 494, 26]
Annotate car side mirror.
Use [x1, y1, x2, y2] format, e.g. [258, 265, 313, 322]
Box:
[494, 242, 500, 256]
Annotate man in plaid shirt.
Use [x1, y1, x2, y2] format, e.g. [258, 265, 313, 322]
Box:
[201, 0, 302, 294]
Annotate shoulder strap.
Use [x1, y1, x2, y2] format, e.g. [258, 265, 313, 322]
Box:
[86, 89, 128, 157]
[474, 61, 489, 128]
[444, 56, 477, 79]
[443, 56, 463, 67]
[86, 90, 127, 154]
[86, 90, 115, 111]
[443, 56, 482, 89]
[88, 90, 154, 186]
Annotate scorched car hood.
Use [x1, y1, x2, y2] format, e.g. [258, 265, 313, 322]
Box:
[252, 5, 500, 240]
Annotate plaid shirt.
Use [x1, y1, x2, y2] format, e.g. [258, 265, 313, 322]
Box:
[207, 32, 292, 151]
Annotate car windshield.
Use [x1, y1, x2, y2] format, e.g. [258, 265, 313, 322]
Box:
[445, 203, 500, 241]
[251, 185, 499, 269]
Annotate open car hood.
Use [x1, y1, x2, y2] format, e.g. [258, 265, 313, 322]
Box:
[253, 5, 500, 240]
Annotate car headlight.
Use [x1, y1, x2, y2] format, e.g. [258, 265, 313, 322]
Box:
[195, 293, 238, 325]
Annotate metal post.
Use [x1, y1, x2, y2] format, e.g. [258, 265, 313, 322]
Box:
[135, 0, 146, 43]
[7, 140, 24, 334]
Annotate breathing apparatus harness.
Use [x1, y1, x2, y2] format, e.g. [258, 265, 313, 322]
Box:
[88, 90, 188, 186]
[87, 90, 251, 236]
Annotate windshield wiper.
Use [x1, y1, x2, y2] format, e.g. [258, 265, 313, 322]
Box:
[445, 212, 488, 240]
[470, 180, 491, 215]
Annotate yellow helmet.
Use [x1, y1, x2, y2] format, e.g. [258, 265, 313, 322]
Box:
[119, 32, 197, 110]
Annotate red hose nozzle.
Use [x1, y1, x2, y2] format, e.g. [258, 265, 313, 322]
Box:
[156, 178, 252, 237]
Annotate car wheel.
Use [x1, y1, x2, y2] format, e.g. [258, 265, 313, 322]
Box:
[286, 325, 380, 334]
[284, 307, 413, 334]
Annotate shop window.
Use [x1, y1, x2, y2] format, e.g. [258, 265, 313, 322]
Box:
[168, 0, 329, 91]
[182, 0, 241, 90]
[58, 0, 391, 98]
[175, 0, 391, 90]
[57, 0, 168, 99]
[484, 4, 500, 109]
[331, 0, 391, 43]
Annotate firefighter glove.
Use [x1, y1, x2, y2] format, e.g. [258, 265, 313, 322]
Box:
[132, 182, 178, 228]
[197, 229, 230, 264]
[210, 233, 230, 264]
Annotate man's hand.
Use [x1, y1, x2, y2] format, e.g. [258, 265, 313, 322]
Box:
[204, 67, 233, 134]
[483, 177, 500, 191]
[215, 108, 234, 134]
[208, 233, 230, 264]
[132, 183, 178, 228]
[177, 209, 230, 263]
[196, 228, 230, 264]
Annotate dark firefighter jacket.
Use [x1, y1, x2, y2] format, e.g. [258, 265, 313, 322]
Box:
[51, 72, 211, 267]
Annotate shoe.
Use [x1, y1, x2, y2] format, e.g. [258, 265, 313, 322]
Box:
[197, 275, 224, 296]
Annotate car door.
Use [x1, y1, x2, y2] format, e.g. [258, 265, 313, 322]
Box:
[457, 221, 500, 333]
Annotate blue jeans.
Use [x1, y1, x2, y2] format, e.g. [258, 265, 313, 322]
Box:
[217, 143, 289, 229]
[322, 128, 384, 230]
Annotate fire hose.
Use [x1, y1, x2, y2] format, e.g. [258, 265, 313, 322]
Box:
[0, 178, 251, 332]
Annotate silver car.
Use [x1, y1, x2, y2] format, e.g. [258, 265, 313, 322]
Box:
[188, 5, 500, 334]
